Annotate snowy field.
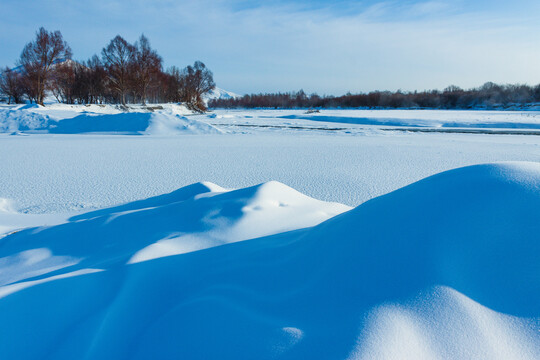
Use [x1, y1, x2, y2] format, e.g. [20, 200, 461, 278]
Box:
[1, 104, 540, 214]
[0, 104, 539, 359]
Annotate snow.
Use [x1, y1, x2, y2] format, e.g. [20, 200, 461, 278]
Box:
[0, 130, 539, 214]
[350, 286, 539, 360]
[0, 162, 538, 359]
[0, 105, 539, 359]
[0, 106, 50, 132]
[205, 108, 540, 131]
[144, 110, 222, 135]
[0, 104, 220, 135]
[278, 109, 540, 129]
[4, 105, 540, 135]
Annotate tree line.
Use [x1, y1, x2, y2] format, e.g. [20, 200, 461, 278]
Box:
[0, 28, 215, 110]
[210, 84, 540, 110]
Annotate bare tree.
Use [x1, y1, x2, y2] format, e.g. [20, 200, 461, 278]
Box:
[180, 61, 215, 111]
[70, 56, 107, 105]
[101, 35, 135, 105]
[165, 66, 183, 103]
[50, 61, 76, 104]
[85, 55, 107, 104]
[147, 68, 171, 103]
[0, 67, 25, 104]
[133, 34, 162, 105]
[18, 27, 72, 105]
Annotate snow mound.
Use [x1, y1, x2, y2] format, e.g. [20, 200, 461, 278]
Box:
[145, 111, 222, 135]
[0, 108, 50, 132]
[69, 181, 227, 222]
[49, 111, 221, 135]
[0, 107, 221, 135]
[0, 180, 349, 286]
[309, 162, 540, 316]
[0, 163, 538, 359]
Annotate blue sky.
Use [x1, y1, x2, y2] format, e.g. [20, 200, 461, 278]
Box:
[1, 0, 539, 95]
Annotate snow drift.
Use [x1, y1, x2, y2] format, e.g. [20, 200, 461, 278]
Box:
[0, 107, 221, 135]
[0, 163, 538, 359]
[49, 111, 222, 135]
[0, 107, 50, 133]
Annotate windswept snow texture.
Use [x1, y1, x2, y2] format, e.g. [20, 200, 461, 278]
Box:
[0, 163, 538, 359]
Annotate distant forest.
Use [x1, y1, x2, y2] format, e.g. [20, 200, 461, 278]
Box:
[0, 28, 215, 110]
[210, 84, 540, 110]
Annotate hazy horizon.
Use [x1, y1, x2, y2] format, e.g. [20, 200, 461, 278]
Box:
[1, 0, 540, 95]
